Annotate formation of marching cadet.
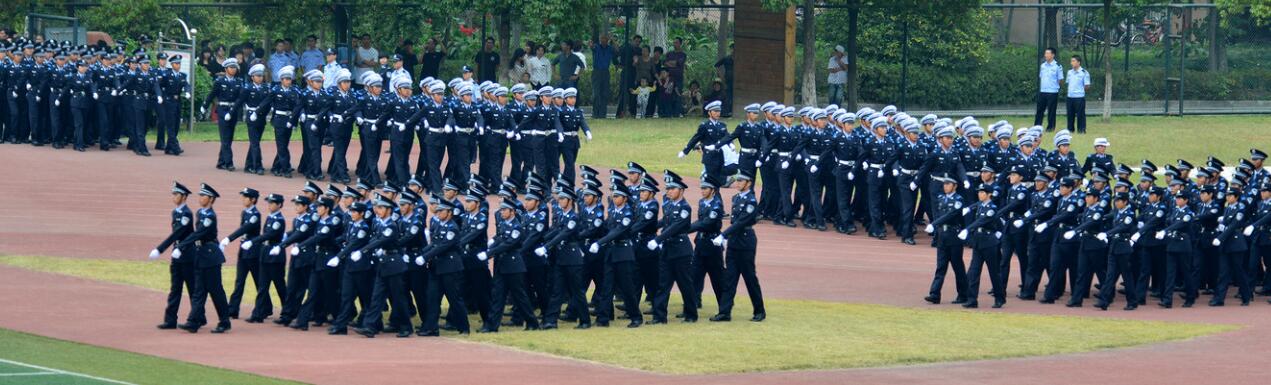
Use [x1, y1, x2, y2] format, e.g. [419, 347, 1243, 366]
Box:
[0, 37, 190, 154]
[677, 100, 1271, 311]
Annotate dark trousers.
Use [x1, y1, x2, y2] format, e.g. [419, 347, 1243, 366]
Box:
[228, 257, 261, 317]
[508, 137, 529, 186]
[1099, 251, 1137, 306]
[930, 241, 968, 301]
[717, 248, 765, 317]
[28, 95, 45, 144]
[779, 166, 804, 222]
[966, 245, 1005, 306]
[1069, 246, 1107, 305]
[48, 99, 65, 146]
[3, 91, 25, 142]
[652, 254, 698, 321]
[1043, 241, 1080, 301]
[834, 168, 858, 231]
[71, 107, 89, 149]
[216, 116, 237, 168]
[597, 260, 642, 324]
[404, 267, 429, 324]
[692, 239, 725, 310]
[244, 119, 267, 172]
[413, 129, 430, 180]
[759, 161, 781, 218]
[1255, 244, 1271, 290]
[478, 139, 508, 188]
[162, 261, 196, 325]
[895, 175, 919, 238]
[127, 100, 148, 153]
[866, 170, 888, 235]
[445, 136, 475, 185]
[1065, 97, 1086, 133]
[332, 269, 374, 330]
[356, 125, 383, 185]
[1215, 250, 1251, 303]
[636, 243, 660, 302]
[299, 121, 325, 178]
[1020, 234, 1054, 297]
[295, 267, 338, 324]
[1161, 250, 1198, 306]
[424, 136, 448, 192]
[160, 101, 181, 153]
[558, 139, 580, 185]
[95, 101, 114, 149]
[525, 264, 552, 318]
[1034, 92, 1059, 131]
[486, 272, 539, 331]
[281, 263, 311, 321]
[804, 166, 829, 227]
[591, 69, 610, 118]
[545, 264, 589, 326]
[423, 270, 469, 333]
[1000, 229, 1029, 293]
[461, 265, 492, 325]
[251, 261, 286, 320]
[327, 122, 354, 181]
[270, 120, 294, 174]
[1136, 245, 1165, 303]
[362, 273, 411, 333]
[187, 266, 231, 328]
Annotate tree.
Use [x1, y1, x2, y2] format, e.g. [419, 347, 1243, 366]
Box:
[798, 0, 816, 105]
[79, 0, 175, 42]
[1102, 0, 1113, 122]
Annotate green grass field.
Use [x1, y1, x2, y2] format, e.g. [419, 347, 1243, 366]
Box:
[166, 115, 1271, 179]
[0, 328, 300, 385]
[0, 255, 1235, 375]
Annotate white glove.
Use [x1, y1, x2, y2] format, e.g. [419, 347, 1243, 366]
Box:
[1013, 219, 1024, 228]
[333, 115, 343, 123]
[961, 207, 970, 216]
[781, 161, 789, 169]
[149, 249, 160, 259]
[1096, 232, 1107, 242]
[506, 130, 515, 139]
[375, 249, 385, 257]
[10, 91, 16, 98]
[182, 92, 190, 99]
[810, 165, 818, 174]
[249, 112, 257, 122]
[1212, 239, 1222, 247]
[309, 123, 317, 131]
[171, 248, 182, 259]
[54, 99, 60, 106]
[290, 246, 301, 255]
[963, 180, 970, 189]
[219, 238, 230, 248]
[287, 121, 293, 128]
[515, 133, 521, 140]
[876, 170, 884, 178]
[924, 224, 934, 234]
[477, 251, 488, 261]
[370, 123, 378, 132]
[756, 160, 764, 168]
[646, 240, 659, 250]
[1130, 232, 1141, 242]
[995, 231, 1002, 239]
[487, 238, 495, 247]
[909, 181, 918, 191]
[92, 92, 98, 100]
[677, 151, 686, 159]
[351, 251, 362, 262]
[588, 243, 600, 254]
[704, 145, 716, 151]
[957, 230, 968, 240]
[1245, 226, 1255, 236]
[1035, 223, 1048, 233]
[25, 83, 31, 90]
[711, 235, 725, 246]
[415, 256, 425, 266]
[847, 172, 855, 181]
[585, 131, 592, 141]
[1154, 231, 1165, 240]
[299, 114, 307, 123]
[241, 240, 253, 250]
[326, 257, 339, 267]
[396, 122, 406, 131]
[269, 246, 281, 255]
[534, 247, 547, 257]
[157, 96, 163, 104]
[557, 134, 565, 143]
[1024, 210, 1032, 217]
[444, 125, 454, 133]
[892, 169, 899, 177]
[111, 89, 118, 97]
[223, 112, 230, 121]
[1063, 231, 1075, 240]
[35, 96, 40, 102]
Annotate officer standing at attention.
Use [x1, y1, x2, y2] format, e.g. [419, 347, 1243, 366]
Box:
[863, 115, 898, 239]
[177, 183, 232, 334]
[557, 88, 593, 185]
[150, 182, 196, 330]
[221, 188, 261, 319]
[260, 65, 302, 177]
[479, 199, 541, 332]
[479, 86, 515, 187]
[91, 51, 120, 151]
[893, 120, 927, 244]
[201, 58, 242, 169]
[444, 84, 484, 186]
[352, 72, 389, 186]
[242, 193, 287, 323]
[326, 69, 358, 184]
[66, 59, 95, 152]
[924, 174, 969, 304]
[678, 101, 728, 182]
[648, 170, 699, 323]
[239, 64, 270, 174]
[415, 80, 449, 189]
[298, 70, 330, 181]
[386, 76, 425, 186]
[1035, 47, 1062, 131]
[710, 169, 766, 322]
[158, 55, 190, 155]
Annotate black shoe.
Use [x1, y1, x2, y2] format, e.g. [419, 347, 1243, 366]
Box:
[272, 318, 290, 325]
[924, 295, 940, 304]
[441, 323, 459, 331]
[289, 322, 308, 331]
[575, 323, 592, 330]
[962, 302, 978, 309]
[177, 323, 200, 333]
[1066, 301, 1082, 308]
[750, 313, 766, 322]
[1241, 300, 1250, 306]
[227, 313, 239, 320]
[710, 314, 731, 322]
[1209, 300, 1224, 307]
[1039, 298, 1055, 304]
[245, 317, 264, 324]
[1017, 294, 1036, 300]
[478, 327, 497, 333]
[992, 301, 1005, 309]
[524, 324, 541, 331]
[1158, 302, 1172, 309]
[951, 298, 968, 305]
[211, 325, 230, 334]
[138, 151, 151, 157]
[1123, 304, 1137, 311]
[627, 320, 642, 328]
[1095, 303, 1109, 310]
[903, 238, 916, 245]
[541, 323, 558, 330]
[1181, 301, 1194, 308]
[397, 331, 412, 338]
[649, 319, 667, 325]
[156, 323, 177, 330]
[328, 327, 348, 335]
[417, 330, 440, 337]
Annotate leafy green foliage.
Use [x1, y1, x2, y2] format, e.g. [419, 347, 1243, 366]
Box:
[78, 0, 175, 41]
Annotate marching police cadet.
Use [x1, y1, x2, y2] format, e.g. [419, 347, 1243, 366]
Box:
[588, 181, 643, 328]
[632, 174, 662, 303]
[956, 184, 1006, 309]
[92, 51, 120, 151]
[576, 174, 608, 313]
[412, 80, 444, 187]
[714, 101, 770, 179]
[543, 88, 567, 181]
[6, 42, 32, 145]
[200, 57, 241, 166]
[391, 190, 429, 333]
[828, 111, 860, 234]
[772, 106, 801, 227]
[479, 199, 541, 332]
[1038, 177, 1083, 304]
[1193, 185, 1222, 294]
[122, 56, 160, 156]
[26, 47, 47, 147]
[678, 101, 729, 182]
[996, 166, 1031, 294]
[329, 201, 374, 334]
[65, 59, 94, 151]
[918, 125, 966, 233]
[689, 174, 727, 315]
[987, 123, 1017, 187]
[709, 169, 766, 322]
[271, 194, 315, 325]
[1082, 137, 1113, 176]
[241, 193, 287, 323]
[220, 188, 261, 319]
[504, 85, 529, 182]
[1047, 131, 1082, 179]
[1155, 188, 1197, 308]
[1211, 187, 1252, 306]
[863, 115, 898, 239]
[239, 64, 270, 174]
[923, 174, 969, 304]
[351, 72, 388, 185]
[893, 119, 927, 244]
[958, 125, 990, 202]
[46, 51, 68, 149]
[647, 170, 699, 323]
[291, 197, 342, 330]
[1132, 186, 1169, 305]
[1063, 188, 1108, 307]
[158, 55, 190, 155]
[514, 180, 551, 324]
[445, 84, 484, 187]
[517, 88, 563, 184]
[175, 183, 232, 333]
[1094, 192, 1139, 310]
[557, 88, 593, 185]
[386, 76, 425, 187]
[419, 193, 471, 336]
[325, 69, 358, 184]
[798, 109, 834, 231]
[150, 182, 196, 330]
[353, 194, 413, 338]
[259, 65, 301, 177]
[297, 70, 330, 181]
[1246, 184, 1271, 297]
[479, 86, 515, 187]
[536, 185, 593, 329]
[456, 184, 492, 327]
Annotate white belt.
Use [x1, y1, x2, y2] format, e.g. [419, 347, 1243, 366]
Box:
[838, 160, 857, 167]
[217, 102, 235, 106]
[866, 162, 884, 169]
[273, 110, 292, 116]
[303, 114, 319, 120]
[454, 127, 475, 134]
[807, 155, 821, 161]
[357, 117, 372, 124]
[777, 151, 792, 157]
[899, 168, 918, 176]
[966, 172, 980, 177]
[531, 130, 549, 136]
[490, 129, 507, 134]
[428, 127, 445, 133]
[244, 106, 258, 112]
[739, 148, 758, 154]
[561, 131, 579, 136]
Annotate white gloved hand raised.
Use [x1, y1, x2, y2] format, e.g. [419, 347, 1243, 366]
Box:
[1154, 231, 1165, 240]
[171, 248, 182, 259]
[1245, 226, 1255, 236]
[924, 224, 934, 234]
[1063, 231, 1075, 240]
[534, 247, 547, 257]
[677, 151, 686, 159]
[289, 246, 301, 255]
[350, 250, 362, 262]
[219, 238, 230, 248]
[957, 230, 968, 240]
[270, 246, 281, 255]
[241, 240, 253, 250]
[149, 249, 161, 259]
[477, 251, 488, 261]
[588, 243, 600, 254]
[909, 181, 918, 191]
[1212, 239, 1222, 247]
[1013, 219, 1024, 228]
[711, 235, 725, 246]
[1096, 232, 1107, 242]
[1035, 223, 1048, 233]
[704, 145, 716, 151]
[646, 240, 659, 250]
[326, 257, 339, 267]
[810, 165, 818, 174]
[415, 256, 425, 266]
[1130, 232, 1141, 242]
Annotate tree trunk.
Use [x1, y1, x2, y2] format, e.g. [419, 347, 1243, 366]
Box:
[846, 1, 859, 111]
[1102, 0, 1113, 122]
[799, 0, 816, 106]
[716, 0, 730, 61]
[1043, 8, 1059, 51]
[497, 12, 512, 84]
[637, 8, 668, 51]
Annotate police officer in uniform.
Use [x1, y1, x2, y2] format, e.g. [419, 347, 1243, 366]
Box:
[589, 181, 644, 328]
[291, 197, 343, 329]
[239, 64, 270, 174]
[959, 184, 1006, 308]
[221, 188, 261, 319]
[353, 194, 413, 338]
[690, 174, 726, 315]
[242, 193, 287, 323]
[1064, 189, 1108, 307]
[479, 86, 516, 187]
[273, 194, 316, 325]
[648, 170, 699, 322]
[537, 186, 593, 329]
[158, 55, 190, 155]
[298, 70, 330, 180]
[1156, 190, 1197, 308]
[893, 119, 927, 244]
[329, 201, 373, 334]
[326, 69, 358, 184]
[924, 174, 969, 304]
[709, 170, 766, 322]
[445, 85, 484, 188]
[678, 101, 729, 182]
[351, 72, 389, 185]
[201, 58, 241, 167]
[557, 88, 593, 185]
[66, 59, 95, 151]
[479, 199, 541, 332]
[177, 184, 232, 333]
[150, 182, 196, 330]
[1038, 177, 1083, 304]
[1094, 192, 1139, 310]
[1211, 187, 1252, 306]
[419, 193, 471, 335]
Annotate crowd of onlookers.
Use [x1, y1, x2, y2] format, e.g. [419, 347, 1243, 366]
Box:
[196, 33, 737, 120]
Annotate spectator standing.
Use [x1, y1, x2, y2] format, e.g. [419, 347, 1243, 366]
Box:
[713, 43, 734, 117]
[506, 48, 529, 85]
[321, 48, 342, 89]
[299, 35, 325, 75]
[200, 46, 225, 76]
[1035, 47, 1063, 131]
[268, 39, 294, 84]
[395, 39, 419, 79]
[527, 45, 552, 89]
[616, 34, 643, 118]
[419, 38, 445, 79]
[590, 34, 616, 118]
[646, 46, 664, 118]
[827, 45, 847, 106]
[474, 37, 500, 83]
[656, 69, 678, 118]
[1065, 55, 1091, 134]
[354, 34, 379, 91]
[554, 40, 584, 88]
[664, 38, 688, 106]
